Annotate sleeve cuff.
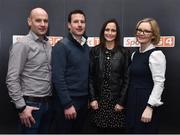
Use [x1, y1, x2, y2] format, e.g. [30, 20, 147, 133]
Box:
[16, 105, 26, 113]
[64, 101, 73, 109]
[14, 97, 26, 109]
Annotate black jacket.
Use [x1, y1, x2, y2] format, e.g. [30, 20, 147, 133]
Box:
[89, 44, 129, 106]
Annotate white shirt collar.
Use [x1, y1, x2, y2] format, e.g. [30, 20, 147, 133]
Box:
[72, 34, 86, 46]
[139, 44, 155, 53]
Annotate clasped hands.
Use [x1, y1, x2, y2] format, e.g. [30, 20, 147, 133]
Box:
[90, 100, 124, 112]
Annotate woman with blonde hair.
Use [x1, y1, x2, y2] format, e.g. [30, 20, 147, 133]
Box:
[126, 18, 166, 133]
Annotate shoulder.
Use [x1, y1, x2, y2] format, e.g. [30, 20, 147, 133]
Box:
[90, 44, 102, 53]
[149, 49, 166, 63]
[53, 38, 68, 49]
[13, 34, 37, 49]
[118, 46, 129, 55]
[12, 36, 30, 51]
[52, 38, 73, 55]
[130, 51, 136, 61]
[151, 49, 164, 54]
[93, 44, 101, 50]
[150, 49, 166, 59]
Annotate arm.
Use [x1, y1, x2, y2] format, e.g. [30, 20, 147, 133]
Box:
[89, 47, 99, 109]
[6, 42, 39, 127]
[141, 50, 166, 123]
[117, 49, 129, 106]
[52, 42, 73, 109]
[6, 42, 28, 109]
[148, 50, 166, 107]
[89, 47, 97, 101]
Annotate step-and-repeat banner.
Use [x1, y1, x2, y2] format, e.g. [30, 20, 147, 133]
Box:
[13, 35, 175, 47]
[0, 0, 180, 133]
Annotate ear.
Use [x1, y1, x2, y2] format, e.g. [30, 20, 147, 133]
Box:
[67, 22, 71, 30]
[27, 17, 31, 27]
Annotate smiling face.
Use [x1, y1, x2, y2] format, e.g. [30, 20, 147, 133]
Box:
[28, 8, 48, 38]
[104, 22, 117, 42]
[68, 13, 86, 39]
[136, 22, 154, 45]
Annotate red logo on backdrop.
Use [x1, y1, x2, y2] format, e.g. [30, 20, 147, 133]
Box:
[87, 37, 100, 47]
[124, 36, 175, 47]
[48, 36, 63, 46]
[158, 36, 175, 47]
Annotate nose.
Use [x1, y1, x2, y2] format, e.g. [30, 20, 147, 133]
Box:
[107, 30, 113, 35]
[78, 21, 83, 26]
[40, 21, 45, 26]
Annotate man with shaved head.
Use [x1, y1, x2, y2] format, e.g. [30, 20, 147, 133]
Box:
[6, 7, 52, 133]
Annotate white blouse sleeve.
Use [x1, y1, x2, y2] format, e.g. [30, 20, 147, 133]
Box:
[131, 52, 135, 61]
[148, 50, 166, 107]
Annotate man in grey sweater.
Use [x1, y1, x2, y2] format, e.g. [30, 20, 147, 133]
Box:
[6, 7, 52, 133]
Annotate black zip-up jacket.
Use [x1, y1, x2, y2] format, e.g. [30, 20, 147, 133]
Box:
[89, 44, 129, 106]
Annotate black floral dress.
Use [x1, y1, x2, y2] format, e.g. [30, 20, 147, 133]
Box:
[91, 48, 125, 128]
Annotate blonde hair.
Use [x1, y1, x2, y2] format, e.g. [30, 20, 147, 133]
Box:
[136, 18, 160, 45]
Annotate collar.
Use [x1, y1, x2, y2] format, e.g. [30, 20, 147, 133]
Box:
[28, 30, 48, 43]
[139, 44, 155, 53]
[71, 33, 86, 46]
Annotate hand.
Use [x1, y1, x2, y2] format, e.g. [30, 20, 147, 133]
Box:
[64, 105, 77, 120]
[18, 106, 39, 128]
[141, 106, 153, 123]
[90, 100, 99, 110]
[114, 104, 124, 112]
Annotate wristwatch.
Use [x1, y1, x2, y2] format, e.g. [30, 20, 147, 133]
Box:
[147, 103, 155, 109]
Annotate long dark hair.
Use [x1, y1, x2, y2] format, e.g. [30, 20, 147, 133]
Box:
[99, 19, 120, 49]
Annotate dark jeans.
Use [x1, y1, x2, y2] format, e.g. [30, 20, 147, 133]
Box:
[53, 96, 88, 134]
[18, 98, 53, 134]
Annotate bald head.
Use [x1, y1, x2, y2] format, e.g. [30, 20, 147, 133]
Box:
[28, 7, 49, 38]
[29, 7, 48, 19]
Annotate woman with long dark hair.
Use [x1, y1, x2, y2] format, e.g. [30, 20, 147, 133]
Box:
[89, 19, 129, 133]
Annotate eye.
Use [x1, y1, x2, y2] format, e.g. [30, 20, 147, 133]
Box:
[80, 20, 85, 24]
[73, 20, 79, 23]
[136, 28, 143, 33]
[43, 19, 48, 23]
[136, 28, 152, 34]
[111, 29, 117, 32]
[144, 30, 152, 34]
[105, 28, 110, 32]
[35, 19, 42, 23]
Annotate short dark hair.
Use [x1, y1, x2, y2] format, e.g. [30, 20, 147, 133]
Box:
[100, 19, 120, 48]
[68, 9, 86, 23]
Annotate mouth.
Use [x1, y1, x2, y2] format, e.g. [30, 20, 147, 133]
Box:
[107, 36, 114, 38]
[137, 35, 147, 40]
[39, 29, 46, 32]
[76, 29, 83, 32]
[106, 35, 115, 39]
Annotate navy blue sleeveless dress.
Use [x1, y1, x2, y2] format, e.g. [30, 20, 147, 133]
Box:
[126, 48, 159, 133]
